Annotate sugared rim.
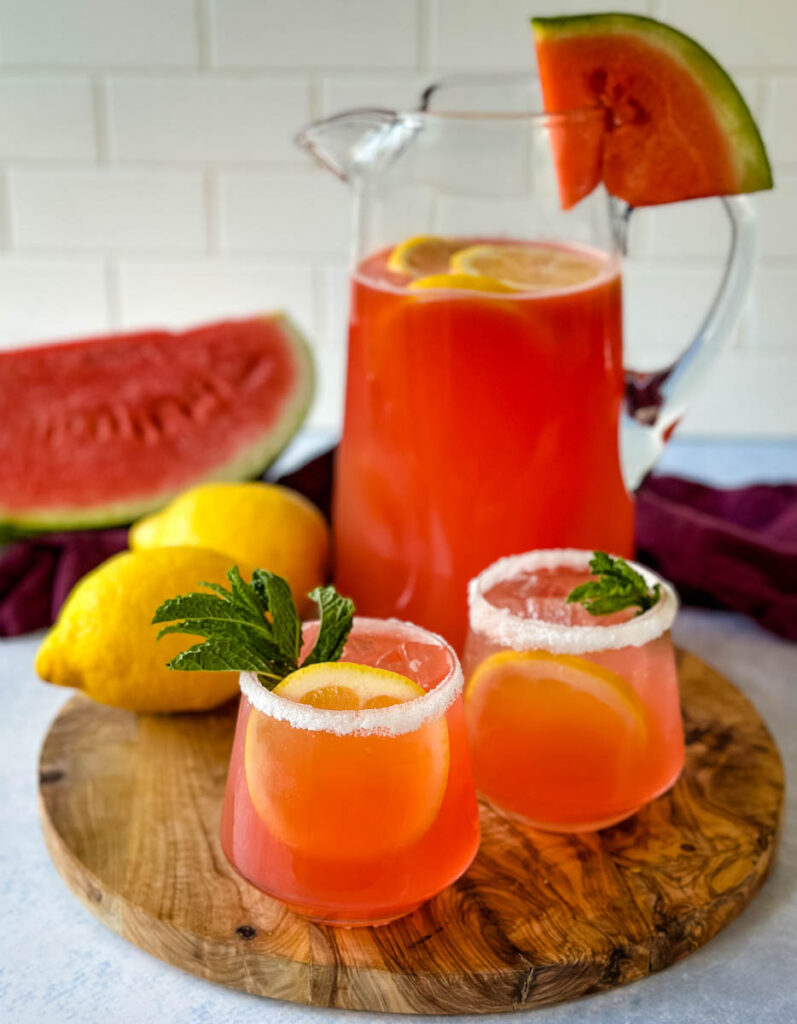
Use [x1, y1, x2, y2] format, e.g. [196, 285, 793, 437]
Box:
[468, 549, 678, 653]
[239, 616, 463, 736]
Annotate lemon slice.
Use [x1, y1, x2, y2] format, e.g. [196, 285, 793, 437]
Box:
[271, 661, 426, 708]
[245, 662, 450, 857]
[450, 243, 601, 291]
[466, 650, 646, 740]
[387, 234, 464, 277]
[408, 272, 517, 294]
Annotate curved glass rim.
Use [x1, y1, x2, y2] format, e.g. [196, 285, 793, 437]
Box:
[239, 616, 463, 736]
[468, 549, 679, 653]
[418, 72, 605, 125]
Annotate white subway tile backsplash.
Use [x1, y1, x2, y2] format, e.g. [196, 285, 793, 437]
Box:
[212, 0, 417, 70]
[0, 257, 108, 345]
[118, 259, 316, 340]
[431, 0, 648, 71]
[0, 77, 95, 159]
[9, 170, 206, 251]
[107, 77, 309, 163]
[219, 171, 349, 254]
[747, 267, 797, 351]
[321, 75, 433, 116]
[659, 0, 797, 70]
[636, 198, 730, 260]
[756, 173, 797, 258]
[768, 77, 797, 166]
[623, 261, 737, 371]
[679, 354, 797, 436]
[0, 0, 197, 68]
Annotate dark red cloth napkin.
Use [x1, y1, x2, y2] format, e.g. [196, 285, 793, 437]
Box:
[1, 450, 794, 641]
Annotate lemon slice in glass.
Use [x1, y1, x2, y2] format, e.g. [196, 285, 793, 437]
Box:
[245, 663, 450, 857]
[466, 650, 647, 742]
[451, 243, 601, 291]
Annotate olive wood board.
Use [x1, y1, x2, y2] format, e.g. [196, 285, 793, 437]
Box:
[38, 649, 784, 1015]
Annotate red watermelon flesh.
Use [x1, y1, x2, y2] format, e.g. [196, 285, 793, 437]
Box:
[533, 14, 773, 208]
[0, 314, 314, 533]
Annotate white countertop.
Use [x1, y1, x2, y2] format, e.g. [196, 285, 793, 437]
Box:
[1, 437, 795, 1024]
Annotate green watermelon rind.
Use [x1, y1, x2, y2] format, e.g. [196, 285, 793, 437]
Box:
[532, 13, 773, 195]
[0, 312, 315, 539]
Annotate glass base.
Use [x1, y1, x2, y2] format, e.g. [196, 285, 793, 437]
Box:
[482, 766, 684, 834]
[286, 901, 426, 928]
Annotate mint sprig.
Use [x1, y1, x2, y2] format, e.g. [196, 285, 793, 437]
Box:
[566, 552, 661, 617]
[152, 567, 354, 690]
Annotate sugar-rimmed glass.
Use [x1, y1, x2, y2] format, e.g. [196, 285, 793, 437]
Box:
[220, 616, 479, 926]
[463, 549, 684, 832]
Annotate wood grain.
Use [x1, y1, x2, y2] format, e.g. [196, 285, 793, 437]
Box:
[38, 650, 784, 1014]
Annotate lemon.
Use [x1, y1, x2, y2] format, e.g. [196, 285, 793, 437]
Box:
[466, 649, 647, 740]
[408, 272, 517, 294]
[130, 482, 328, 614]
[244, 662, 450, 857]
[387, 234, 464, 277]
[450, 243, 600, 290]
[35, 547, 251, 712]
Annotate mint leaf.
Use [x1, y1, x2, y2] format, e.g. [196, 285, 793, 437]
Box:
[302, 586, 355, 667]
[252, 569, 301, 665]
[567, 552, 661, 617]
[168, 637, 284, 680]
[153, 567, 355, 691]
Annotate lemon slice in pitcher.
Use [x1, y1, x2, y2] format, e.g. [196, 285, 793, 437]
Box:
[245, 663, 450, 858]
[409, 272, 517, 293]
[451, 243, 601, 290]
[387, 234, 464, 277]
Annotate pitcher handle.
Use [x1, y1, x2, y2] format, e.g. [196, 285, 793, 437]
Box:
[619, 195, 757, 490]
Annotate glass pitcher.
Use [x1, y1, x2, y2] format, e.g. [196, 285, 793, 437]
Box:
[297, 76, 756, 650]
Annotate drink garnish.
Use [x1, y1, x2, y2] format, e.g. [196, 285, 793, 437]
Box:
[566, 552, 661, 616]
[152, 566, 354, 689]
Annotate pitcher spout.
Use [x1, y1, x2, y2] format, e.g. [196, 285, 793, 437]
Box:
[295, 109, 416, 182]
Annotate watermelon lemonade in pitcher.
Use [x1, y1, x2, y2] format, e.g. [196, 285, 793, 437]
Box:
[298, 75, 757, 649]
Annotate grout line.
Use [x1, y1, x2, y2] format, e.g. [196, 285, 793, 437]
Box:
[104, 257, 122, 328]
[416, 0, 430, 71]
[195, 0, 213, 70]
[204, 167, 221, 253]
[91, 75, 109, 163]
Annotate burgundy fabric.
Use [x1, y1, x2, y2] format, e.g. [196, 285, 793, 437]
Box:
[635, 476, 797, 641]
[1, 450, 794, 641]
[0, 530, 128, 636]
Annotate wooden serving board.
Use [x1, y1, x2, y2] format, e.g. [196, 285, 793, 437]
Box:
[38, 650, 783, 1015]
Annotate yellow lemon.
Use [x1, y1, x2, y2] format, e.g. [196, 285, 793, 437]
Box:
[450, 243, 601, 290]
[35, 547, 252, 712]
[408, 272, 517, 293]
[130, 482, 328, 614]
[387, 234, 465, 277]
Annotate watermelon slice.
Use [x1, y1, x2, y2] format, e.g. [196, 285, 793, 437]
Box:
[532, 13, 773, 208]
[0, 314, 314, 534]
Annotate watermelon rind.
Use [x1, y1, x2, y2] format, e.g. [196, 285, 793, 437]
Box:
[0, 312, 315, 538]
[532, 13, 773, 196]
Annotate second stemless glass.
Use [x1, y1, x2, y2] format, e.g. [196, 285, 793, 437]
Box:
[220, 617, 479, 926]
[463, 549, 684, 832]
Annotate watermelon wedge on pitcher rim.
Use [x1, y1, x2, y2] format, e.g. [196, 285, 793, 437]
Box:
[532, 13, 773, 208]
[0, 314, 314, 536]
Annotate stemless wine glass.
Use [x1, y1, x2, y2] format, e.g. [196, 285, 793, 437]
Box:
[463, 549, 684, 832]
[220, 616, 479, 926]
